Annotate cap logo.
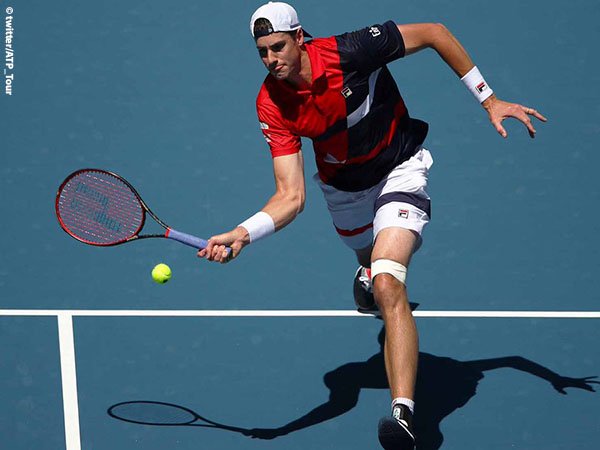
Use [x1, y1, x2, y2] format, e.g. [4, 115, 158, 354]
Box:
[254, 24, 275, 39]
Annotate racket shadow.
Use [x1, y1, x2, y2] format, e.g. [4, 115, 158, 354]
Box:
[107, 400, 250, 434]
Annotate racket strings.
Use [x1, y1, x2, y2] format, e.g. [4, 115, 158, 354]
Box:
[57, 171, 143, 244]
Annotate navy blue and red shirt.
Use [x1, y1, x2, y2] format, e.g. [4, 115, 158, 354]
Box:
[256, 20, 428, 192]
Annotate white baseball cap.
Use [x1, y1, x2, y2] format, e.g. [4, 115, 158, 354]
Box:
[250, 2, 312, 39]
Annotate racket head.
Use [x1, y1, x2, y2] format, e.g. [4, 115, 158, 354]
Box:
[107, 401, 199, 426]
[55, 169, 146, 246]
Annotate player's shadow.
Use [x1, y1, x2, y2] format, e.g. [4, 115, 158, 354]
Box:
[107, 325, 597, 449]
[244, 326, 598, 449]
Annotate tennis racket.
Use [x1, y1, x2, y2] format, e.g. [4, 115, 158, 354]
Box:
[55, 168, 230, 255]
[108, 400, 247, 433]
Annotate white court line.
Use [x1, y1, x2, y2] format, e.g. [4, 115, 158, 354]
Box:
[1, 309, 600, 318]
[4, 308, 599, 450]
[57, 313, 81, 450]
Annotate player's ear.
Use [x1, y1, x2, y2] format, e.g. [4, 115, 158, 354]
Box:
[296, 28, 305, 45]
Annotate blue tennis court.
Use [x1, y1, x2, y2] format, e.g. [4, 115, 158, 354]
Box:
[1, 0, 599, 449]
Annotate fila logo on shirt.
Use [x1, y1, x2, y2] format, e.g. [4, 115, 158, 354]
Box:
[259, 122, 271, 142]
[398, 209, 409, 219]
[369, 26, 381, 37]
[341, 87, 352, 98]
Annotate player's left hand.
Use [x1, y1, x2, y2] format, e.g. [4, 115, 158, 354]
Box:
[482, 95, 547, 138]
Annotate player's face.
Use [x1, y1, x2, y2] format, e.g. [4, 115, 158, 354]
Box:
[256, 31, 303, 81]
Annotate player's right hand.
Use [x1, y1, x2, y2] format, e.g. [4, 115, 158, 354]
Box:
[242, 428, 287, 439]
[198, 226, 249, 263]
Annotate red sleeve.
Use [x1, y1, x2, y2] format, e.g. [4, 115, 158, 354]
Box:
[256, 90, 301, 158]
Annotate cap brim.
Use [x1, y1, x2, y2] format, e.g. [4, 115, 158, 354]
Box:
[251, 25, 312, 39]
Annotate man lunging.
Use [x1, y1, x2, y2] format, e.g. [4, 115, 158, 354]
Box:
[199, 3, 546, 449]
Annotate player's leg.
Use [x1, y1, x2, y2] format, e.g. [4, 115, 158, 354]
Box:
[355, 245, 372, 267]
[372, 227, 419, 450]
[371, 227, 419, 399]
[372, 148, 433, 449]
[313, 174, 382, 310]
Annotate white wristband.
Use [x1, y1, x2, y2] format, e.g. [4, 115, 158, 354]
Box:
[238, 211, 275, 243]
[461, 66, 493, 103]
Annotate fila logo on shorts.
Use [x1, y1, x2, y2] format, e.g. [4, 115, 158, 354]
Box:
[398, 209, 409, 219]
[369, 26, 381, 37]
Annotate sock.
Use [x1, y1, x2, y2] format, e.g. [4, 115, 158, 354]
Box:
[392, 397, 415, 415]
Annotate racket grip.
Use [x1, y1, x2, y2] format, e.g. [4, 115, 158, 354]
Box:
[166, 228, 232, 256]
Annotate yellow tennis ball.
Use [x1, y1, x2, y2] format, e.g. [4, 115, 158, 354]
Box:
[151, 263, 171, 284]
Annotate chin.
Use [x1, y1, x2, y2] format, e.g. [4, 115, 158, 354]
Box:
[270, 65, 290, 77]
[273, 72, 288, 81]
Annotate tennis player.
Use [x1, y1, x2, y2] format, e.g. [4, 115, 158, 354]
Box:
[199, 2, 546, 448]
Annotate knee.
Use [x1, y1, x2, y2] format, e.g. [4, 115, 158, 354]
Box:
[372, 274, 409, 313]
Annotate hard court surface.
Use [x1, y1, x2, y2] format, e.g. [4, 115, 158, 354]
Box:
[1, 1, 599, 449]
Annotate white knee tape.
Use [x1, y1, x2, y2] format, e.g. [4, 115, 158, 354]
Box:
[371, 259, 407, 285]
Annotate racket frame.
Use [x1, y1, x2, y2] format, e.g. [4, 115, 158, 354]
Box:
[55, 168, 169, 246]
[56, 168, 226, 254]
[107, 400, 242, 432]
[108, 400, 200, 426]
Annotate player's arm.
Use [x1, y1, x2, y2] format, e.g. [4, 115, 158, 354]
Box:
[198, 151, 305, 263]
[397, 23, 547, 138]
[262, 151, 306, 229]
[467, 356, 599, 394]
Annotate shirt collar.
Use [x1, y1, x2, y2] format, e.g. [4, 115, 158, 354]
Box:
[305, 41, 327, 86]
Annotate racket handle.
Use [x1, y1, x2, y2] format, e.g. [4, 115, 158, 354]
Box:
[166, 228, 232, 256]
